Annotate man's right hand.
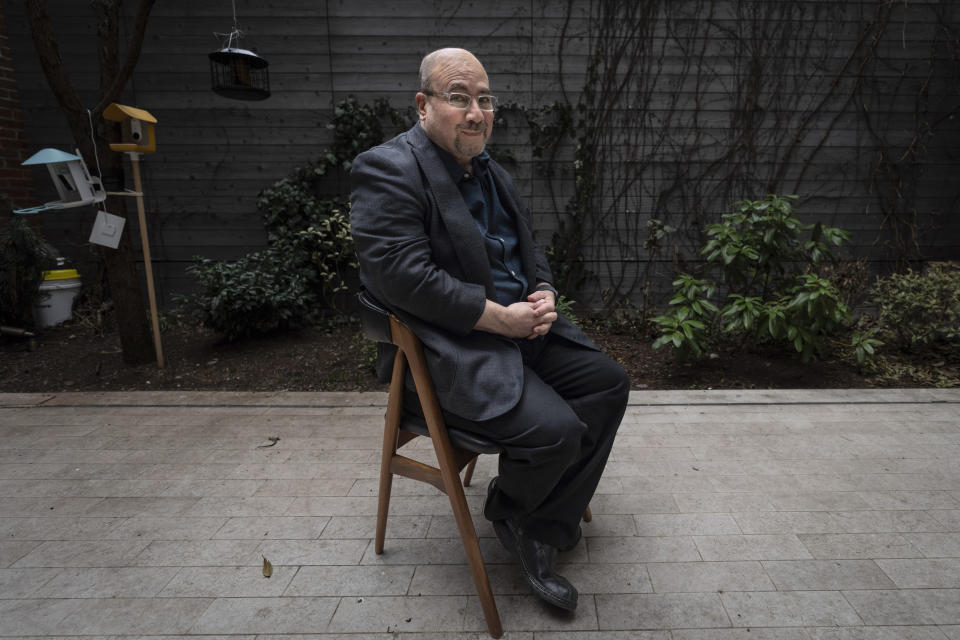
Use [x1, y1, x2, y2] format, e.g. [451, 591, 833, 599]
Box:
[474, 299, 558, 339]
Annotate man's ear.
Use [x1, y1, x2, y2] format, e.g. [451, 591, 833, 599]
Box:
[415, 93, 427, 120]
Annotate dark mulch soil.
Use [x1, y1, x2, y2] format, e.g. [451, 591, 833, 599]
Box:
[1, 317, 884, 393]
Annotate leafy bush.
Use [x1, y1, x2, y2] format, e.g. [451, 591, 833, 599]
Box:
[181, 96, 405, 339]
[181, 250, 317, 341]
[870, 262, 960, 349]
[0, 214, 55, 327]
[652, 194, 854, 361]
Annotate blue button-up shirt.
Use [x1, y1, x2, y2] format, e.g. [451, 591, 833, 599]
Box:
[435, 147, 527, 306]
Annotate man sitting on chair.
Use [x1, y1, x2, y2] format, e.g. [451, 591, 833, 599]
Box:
[349, 47, 630, 612]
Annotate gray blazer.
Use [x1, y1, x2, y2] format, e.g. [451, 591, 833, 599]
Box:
[350, 123, 598, 421]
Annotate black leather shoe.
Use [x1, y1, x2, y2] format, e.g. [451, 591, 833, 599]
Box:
[501, 518, 578, 611]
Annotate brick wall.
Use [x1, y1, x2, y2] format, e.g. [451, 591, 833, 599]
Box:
[0, 0, 38, 214]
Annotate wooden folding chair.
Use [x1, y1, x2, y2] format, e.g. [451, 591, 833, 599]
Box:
[359, 290, 504, 638]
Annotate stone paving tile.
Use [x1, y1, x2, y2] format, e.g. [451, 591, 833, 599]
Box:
[595, 592, 730, 629]
[843, 589, 960, 625]
[906, 532, 960, 557]
[720, 591, 863, 627]
[80, 496, 202, 517]
[0, 566, 62, 597]
[806, 627, 952, 639]
[586, 535, 701, 563]
[256, 539, 368, 565]
[53, 597, 214, 635]
[190, 596, 338, 634]
[320, 515, 428, 539]
[328, 595, 468, 633]
[183, 497, 297, 517]
[30, 566, 179, 598]
[0, 516, 126, 540]
[159, 478, 265, 497]
[930, 509, 960, 529]
[285, 565, 414, 596]
[647, 560, 775, 593]
[767, 492, 874, 511]
[0, 539, 40, 567]
[252, 478, 357, 497]
[462, 594, 598, 632]
[673, 630, 812, 640]
[797, 533, 924, 559]
[0, 496, 105, 516]
[942, 626, 960, 640]
[875, 558, 960, 588]
[359, 537, 475, 566]
[13, 539, 151, 568]
[533, 632, 669, 640]
[101, 515, 228, 540]
[674, 492, 776, 512]
[284, 496, 381, 516]
[635, 513, 742, 536]
[858, 491, 960, 510]
[131, 539, 262, 567]
[159, 565, 297, 597]
[761, 559, 896, 590]
[693, 534, 813, 561]
[0, 598, 87, 636]
[619, 475, 715, 493]
[212, 516, 329, 539]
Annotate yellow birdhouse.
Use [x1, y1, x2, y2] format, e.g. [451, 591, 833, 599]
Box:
[103, 103, 157, 154]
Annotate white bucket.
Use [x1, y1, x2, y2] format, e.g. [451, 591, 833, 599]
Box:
[33, 269, 82, 327]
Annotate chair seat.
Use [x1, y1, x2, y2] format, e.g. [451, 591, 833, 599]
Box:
[400, 410, 503, 455]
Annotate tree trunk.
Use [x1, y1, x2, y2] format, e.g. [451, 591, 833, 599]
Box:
[25, 0, 157, 364]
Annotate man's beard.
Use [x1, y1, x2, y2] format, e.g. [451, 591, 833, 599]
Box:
[455, 124, 488, 157]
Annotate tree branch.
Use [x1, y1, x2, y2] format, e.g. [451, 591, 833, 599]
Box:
[24, 0, 85, 117]
[92, 0, 156, 115]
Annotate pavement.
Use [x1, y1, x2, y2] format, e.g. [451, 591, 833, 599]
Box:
[0, 388, 959, 639]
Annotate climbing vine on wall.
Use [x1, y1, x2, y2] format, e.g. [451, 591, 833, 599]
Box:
[529, 0, 958, 312]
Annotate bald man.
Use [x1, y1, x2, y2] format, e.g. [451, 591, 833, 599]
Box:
[350, 48, 629, 611]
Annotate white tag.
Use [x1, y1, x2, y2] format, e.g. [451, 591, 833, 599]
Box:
[88, 210, 126, 249]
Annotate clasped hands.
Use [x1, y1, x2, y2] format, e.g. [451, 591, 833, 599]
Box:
[476, 290, 557, 340]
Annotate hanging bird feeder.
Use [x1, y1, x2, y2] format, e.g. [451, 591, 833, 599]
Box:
[13, 148, 106, 215]
[209, 1, 270, 101]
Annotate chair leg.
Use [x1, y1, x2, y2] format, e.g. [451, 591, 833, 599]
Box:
[447, 470, 503, 638]
[374, 465, 393, 555]
[583, 505, 592, 523]
[376, 353, 407, 555]
[462, 456, 478, 487]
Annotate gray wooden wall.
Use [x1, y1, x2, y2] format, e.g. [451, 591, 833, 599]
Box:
[5, 0, 958, 310]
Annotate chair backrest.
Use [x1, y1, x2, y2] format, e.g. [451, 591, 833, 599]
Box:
[357, 289, 500, 455]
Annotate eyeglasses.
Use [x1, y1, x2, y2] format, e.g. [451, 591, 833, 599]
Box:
[423, 91, 498, 112]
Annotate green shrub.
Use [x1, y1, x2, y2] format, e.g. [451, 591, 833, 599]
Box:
[181, 96, 405, 339]
[651, 274, 717, 358]
[0, 215, 55, 327]
[179, 250, 317, 341]
[870, 262, 960, 349]
[652, 194, 854, 362]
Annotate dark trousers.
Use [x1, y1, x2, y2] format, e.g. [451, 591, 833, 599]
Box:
[408, 332, 629, 549]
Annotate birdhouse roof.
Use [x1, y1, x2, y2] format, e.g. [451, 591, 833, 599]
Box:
[22, 148, 82, 166]
[104, 103, 157, 123]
